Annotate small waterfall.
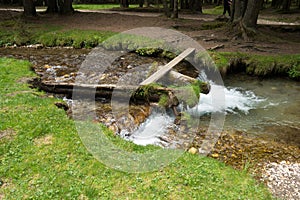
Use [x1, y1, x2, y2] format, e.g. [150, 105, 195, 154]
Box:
[126, 70, 265, 146]
[192, 85, 265, 116]
[191, 70, 264, 116]
[124, 111, 175, 146]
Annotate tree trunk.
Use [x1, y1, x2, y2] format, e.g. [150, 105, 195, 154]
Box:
[230, 0, 263, 40]
[46, 0, 58, 13]
[242, 0, 263, 30]
[195, 0, 203, 12]
[172, 0, 179, 18]
[271, 0, 281, 8]
[231, 0, 243, 22]
[62, 0, 74, 14]
[282, 0, 291, 11]
[120, 0, 129, 8]
[139, 0, 144, 7]
[162, 0, 170, 17]
[23, 0, 36, 16]
[170, 0, 174, 11]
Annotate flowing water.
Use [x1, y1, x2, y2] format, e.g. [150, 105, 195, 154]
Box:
[126, 73, 300, 148]
[1, 47, 299, 147]
[222, 74, 300, 146]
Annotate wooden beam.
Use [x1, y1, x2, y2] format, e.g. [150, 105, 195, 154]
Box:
[139, 48, 195, 86]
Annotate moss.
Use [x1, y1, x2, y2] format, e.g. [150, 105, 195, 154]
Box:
[133, 83, 164, 100]
[135, 48, 163, 56]
[158, 94, 169, 107]
[102, 34, 166, 51]
[201, 21, 226, 30]
[288, 63, 300, 80]
[0, 19, 114, 48]
[170, 80, 203, 107]
[209, 52, 300, 79]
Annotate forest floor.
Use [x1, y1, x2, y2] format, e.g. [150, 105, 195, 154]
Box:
[0, 6, 299, 55]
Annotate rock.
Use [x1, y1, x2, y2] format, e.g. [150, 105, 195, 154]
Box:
[188, 147, 198, 154]
[261, 161, 300, 200]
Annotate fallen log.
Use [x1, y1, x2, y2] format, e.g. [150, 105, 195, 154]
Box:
[33, 79, 209, 99]
[140, 48, 195, 85]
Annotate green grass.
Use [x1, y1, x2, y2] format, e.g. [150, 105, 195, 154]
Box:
[208, 51, 300, 79]
[203, 6, 223, 15]
[73, 4, 139, 10]
[0, 19, 115, 48]
[0, 58, 274, 199]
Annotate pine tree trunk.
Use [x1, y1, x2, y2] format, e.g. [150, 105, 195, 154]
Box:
[172, 0, 178, 18]
[242, 0, 263, 29]
[23, 0, 36, 16]
[232, 0, 243, 22]
[230, 0, 263, 40]
[62, 0, 74, 14]
[282, 0, 291, 11]
[46, 0, 58, 13]
[195, 0, 203, 12]
[162, 0, 170, 17]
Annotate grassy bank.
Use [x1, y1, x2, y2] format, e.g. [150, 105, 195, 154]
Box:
[209, 51, 300, 80]
[73, 4, 139, 10]
[0, 19, 114, 48]
[0, 58, 274, 199]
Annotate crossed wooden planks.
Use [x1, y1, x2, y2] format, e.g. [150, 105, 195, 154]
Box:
[139, 48, 195, 86]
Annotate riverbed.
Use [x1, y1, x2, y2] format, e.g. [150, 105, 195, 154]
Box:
[1, 46, 299, 149]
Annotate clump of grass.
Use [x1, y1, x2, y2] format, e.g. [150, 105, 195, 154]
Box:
[158, 93, 169, 107]
[203, 5, 223, 15]
[0, 58, 274, 199]
[288, 64, 300, 80]
[201, 21, 226, 30]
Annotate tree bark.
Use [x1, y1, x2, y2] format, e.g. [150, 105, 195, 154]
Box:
[242, 0, 263, 29]
[120, 0, 129, 8]
[230, 0, 263, 39]
[46, 0, 74, 14]
[139, 0, 144, 7]
[232, 0, 243, 22]
[46, 0, 58, 13]
[162, 0, 170, 17]
[23, 0, 36, 16]
[172, 0, 179, 18]
[194, 0, 203, 12]
[62, 0, 74, 14]
[282, 0, 291, 11]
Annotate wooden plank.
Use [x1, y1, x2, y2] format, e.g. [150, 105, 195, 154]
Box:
[139, 48, 195, 86]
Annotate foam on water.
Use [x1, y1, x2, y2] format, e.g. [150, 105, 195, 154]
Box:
[194, 85, 265, 116]
[123, 111, 175, 146]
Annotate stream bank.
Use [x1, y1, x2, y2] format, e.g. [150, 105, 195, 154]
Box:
[1, 46, 299, 174]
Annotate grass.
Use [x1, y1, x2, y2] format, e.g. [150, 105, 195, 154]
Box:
[203, 6, 223, 15]
[73, 4, 139, 10]
[0, 57, 274, 199]
[0, 19, 115, 48]
[208, 51, 300, 79]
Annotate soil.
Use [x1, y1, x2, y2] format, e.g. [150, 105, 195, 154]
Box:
[0, 8, 300, 55]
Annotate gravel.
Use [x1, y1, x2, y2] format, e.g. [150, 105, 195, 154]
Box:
[261, 161, 300, 200]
